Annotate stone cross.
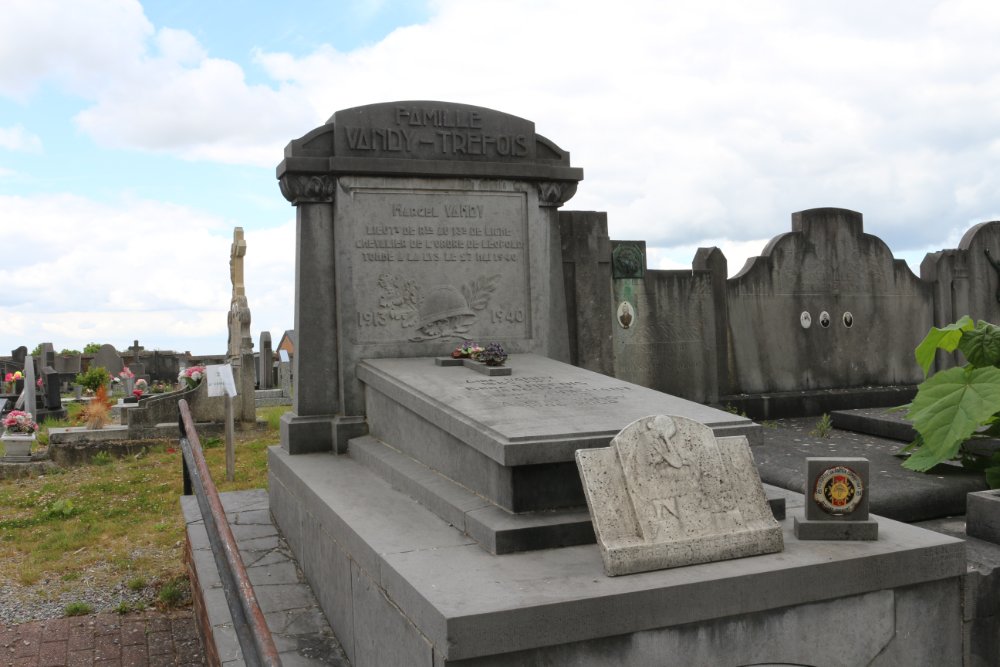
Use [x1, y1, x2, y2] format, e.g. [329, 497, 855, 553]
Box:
[130, 339, 144, 364]
[227, 227, 253, 358]
[230, 227, 246, 298]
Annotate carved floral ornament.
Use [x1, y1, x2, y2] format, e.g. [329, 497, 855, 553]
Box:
[279, 174, 337, 204]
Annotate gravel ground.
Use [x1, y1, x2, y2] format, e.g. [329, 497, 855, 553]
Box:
[0, 576, 179, 626]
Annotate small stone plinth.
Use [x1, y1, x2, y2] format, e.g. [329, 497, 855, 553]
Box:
[434, 357, 512, 376]
[576, 415, 783, 576]
[794, 457, 878, 541]
[967, 490, 1000, 544]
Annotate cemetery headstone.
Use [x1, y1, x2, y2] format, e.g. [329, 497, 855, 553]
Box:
[576, 414, 783, 575]
[276, 101, 582, 452]
[92, 344, 124, 376]
[54, 353, 82, 390]
[38, 343, 55, 370]
[21, 355, 37, 420]
[11, 346, 26, 366]
[793, 457, 878, 540]
[259, 331, 273, 390]
[278, 350, 291, 398]
[42, 367, 61, 410]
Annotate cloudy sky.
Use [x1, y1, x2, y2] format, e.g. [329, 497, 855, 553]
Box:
[1, 0, 998, 356]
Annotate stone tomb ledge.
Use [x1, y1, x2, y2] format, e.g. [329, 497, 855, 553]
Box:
[359, 355, 758, 467]
[358, 355, 757, 514]
[269, 445, 966, 666]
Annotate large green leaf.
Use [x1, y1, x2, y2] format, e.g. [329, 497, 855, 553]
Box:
[959, 321, 1000, 367]
[914, 315, 974, 376]
[904, 365, 1000, 472]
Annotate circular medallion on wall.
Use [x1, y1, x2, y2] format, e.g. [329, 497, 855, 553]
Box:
[800, 311, 812, 329]
[617, 301, 636, 329]
[819, 311, 831, 328]
[843, 312, 854, 328]
[813, 465, 864, 515]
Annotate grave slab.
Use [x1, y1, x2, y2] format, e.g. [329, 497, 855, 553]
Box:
[359, 355, 757, 514]
[269, 445, 965, 665]
[752, 417, 987, 522]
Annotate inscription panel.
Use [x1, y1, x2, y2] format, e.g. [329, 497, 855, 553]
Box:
[334, 102, 535, 162]
[347, 189, 530, 345]
[462, 376, 632, 408]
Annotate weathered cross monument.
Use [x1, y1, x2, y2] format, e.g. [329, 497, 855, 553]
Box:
[226, 227, 256, 422]
[268, 102, 964, 665]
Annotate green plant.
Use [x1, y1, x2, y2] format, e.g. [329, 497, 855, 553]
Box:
[83, 343, 102, 354]
[64, 601, 93, 616]
[158, 578, 186, 607]
[75, 366, 111, 392]
[905, 316, 1000, 484]
[113, 601, 131, 615]
[127, 576, 147, 592]
[810, 413, 833, 438]
[30, 343, 44, 356]
[92, 451, 113, 466]
[46, 499, 77, 518]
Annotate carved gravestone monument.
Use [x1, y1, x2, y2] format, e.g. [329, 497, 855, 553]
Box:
[576, 415, 783, 576]
[226, 227, 256, 421]
[277, 101, 582, 453]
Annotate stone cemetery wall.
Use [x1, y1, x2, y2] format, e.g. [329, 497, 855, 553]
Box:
[921, 220, 1000, 371]
[725, 208, 933, 395]
[560, 207, 1000, 412]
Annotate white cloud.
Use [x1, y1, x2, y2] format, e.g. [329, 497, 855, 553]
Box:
[0, 125, 42, 153]
[0, 0, 152, 100]
[0, 194, 294, 355]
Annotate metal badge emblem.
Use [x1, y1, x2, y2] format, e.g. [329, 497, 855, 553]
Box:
[813, 465, 864, 515]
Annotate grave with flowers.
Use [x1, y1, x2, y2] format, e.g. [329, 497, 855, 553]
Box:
[1, 409, 39, 462]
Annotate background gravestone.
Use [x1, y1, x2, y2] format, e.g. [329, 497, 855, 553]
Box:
[42, 367, 61, 410]
[277, 101, 582, 453]
[92, 344, 124, 376]
[54, 353, 82, 390]
[258, 331, 273, 390]
[11, 346, 26, 367]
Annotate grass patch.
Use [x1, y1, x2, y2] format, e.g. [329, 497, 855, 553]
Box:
[810, 413, 834, 438]
[0, 407, 277, 608]
[158, 577, 187, 607]
[259, 405, 292, 431]
[64, 601, 93, 616]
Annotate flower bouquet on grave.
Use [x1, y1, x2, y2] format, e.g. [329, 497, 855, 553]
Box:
[178, 366, 206, 389]
[4, 370, 23, 393]
[2, 410, 38, 435]
[451, 340, 484, 360]
[2, 410, 38, 459]
[133, 379, 148, 398]
[477, 342, 508, 367]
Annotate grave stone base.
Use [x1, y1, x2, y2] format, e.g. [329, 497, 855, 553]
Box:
[269, 448, 964, 665]
[268, 356, 966, 665]
[793, 517, 880, 540]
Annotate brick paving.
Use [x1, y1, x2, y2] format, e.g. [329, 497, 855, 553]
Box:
[0, 609, 205, 667]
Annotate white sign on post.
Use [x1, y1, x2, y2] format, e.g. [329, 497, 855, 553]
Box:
[206, 364, 239, 481]
[205, 364, 238, 397]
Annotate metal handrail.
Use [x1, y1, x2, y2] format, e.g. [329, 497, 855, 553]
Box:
[179, 399, 282, 667]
